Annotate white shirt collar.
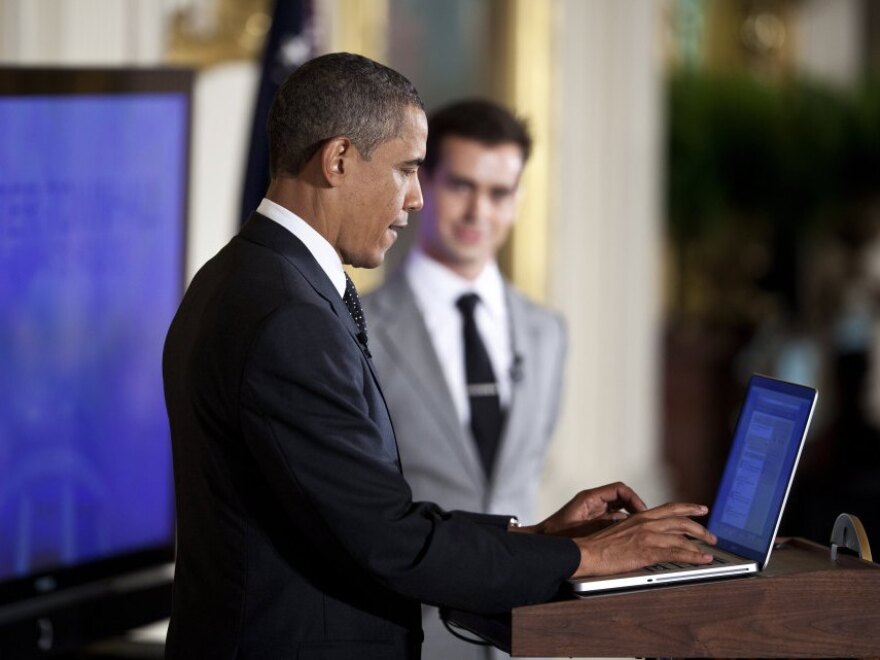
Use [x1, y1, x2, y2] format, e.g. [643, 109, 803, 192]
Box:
[406, 249, 507, 322]
[256, 198, 347, 298]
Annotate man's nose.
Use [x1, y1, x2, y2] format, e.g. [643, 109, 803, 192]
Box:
[465, 192, 490, 222]
[405, 176, 423, 213]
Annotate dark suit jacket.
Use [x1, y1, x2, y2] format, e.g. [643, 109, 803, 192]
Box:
[162, 213, 579, 659]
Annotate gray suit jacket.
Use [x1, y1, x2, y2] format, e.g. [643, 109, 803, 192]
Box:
[363, 270, 567, 660]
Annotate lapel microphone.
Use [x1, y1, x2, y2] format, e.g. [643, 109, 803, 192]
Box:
[356, 331, 372, 358]
[510, 354, 524, 383]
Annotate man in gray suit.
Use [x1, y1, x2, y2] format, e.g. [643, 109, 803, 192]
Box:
[363, 100, 566, 659]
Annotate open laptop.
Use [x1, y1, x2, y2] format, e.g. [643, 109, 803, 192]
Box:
[570, 373, 817, 595]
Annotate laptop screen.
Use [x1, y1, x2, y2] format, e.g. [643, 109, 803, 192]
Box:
[708, 375, 817, 566]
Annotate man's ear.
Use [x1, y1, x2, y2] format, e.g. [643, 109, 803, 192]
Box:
[320, 137, 353, 187]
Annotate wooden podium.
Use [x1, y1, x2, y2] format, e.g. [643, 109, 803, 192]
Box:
[511, 538, 880, 657]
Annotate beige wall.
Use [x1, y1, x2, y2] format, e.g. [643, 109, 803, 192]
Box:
[538, 0, 669, 517]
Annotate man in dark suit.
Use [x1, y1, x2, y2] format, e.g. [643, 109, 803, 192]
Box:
[162, 52, 716, 659]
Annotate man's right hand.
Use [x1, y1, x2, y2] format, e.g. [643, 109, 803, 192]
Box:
[572, 502, 717, 577]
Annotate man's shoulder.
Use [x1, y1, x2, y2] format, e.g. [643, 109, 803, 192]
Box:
[505, 283, 564, 328]
[361, 270, 413, 315]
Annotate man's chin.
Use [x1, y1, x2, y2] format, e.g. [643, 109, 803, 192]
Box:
[348, 251, 386, 270]
[448, 248, 489, 268]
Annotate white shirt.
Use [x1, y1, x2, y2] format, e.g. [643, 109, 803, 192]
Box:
[256, 198, 346, 298]
[405, 249, 513, 427]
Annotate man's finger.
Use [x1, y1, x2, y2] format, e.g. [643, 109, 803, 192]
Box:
[664, 541, 715, 565]
[652, 516, 717, 545]
[640, 502, 709, 520]
[599, 482, 647, 513]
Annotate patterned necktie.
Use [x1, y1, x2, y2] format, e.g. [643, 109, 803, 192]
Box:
[456, 293, 502, 477]
[343, 274, 369, 349]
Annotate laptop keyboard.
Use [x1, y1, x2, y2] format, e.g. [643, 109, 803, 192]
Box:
[644, 555, 729, 572]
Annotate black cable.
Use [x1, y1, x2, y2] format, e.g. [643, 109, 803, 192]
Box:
[442, 617, 492, 646]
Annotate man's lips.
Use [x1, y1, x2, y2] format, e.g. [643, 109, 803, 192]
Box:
[388, 220, 408, 236]
[453, 226, 482, 244]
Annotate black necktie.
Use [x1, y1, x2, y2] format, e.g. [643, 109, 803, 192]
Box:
[343, 274, 369, 352]
[456, 293, 502, 477]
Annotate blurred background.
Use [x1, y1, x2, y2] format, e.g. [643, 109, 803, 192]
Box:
[2, 0, 879, 571]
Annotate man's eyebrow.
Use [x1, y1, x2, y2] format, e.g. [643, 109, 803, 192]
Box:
[400, 158, 424, 168]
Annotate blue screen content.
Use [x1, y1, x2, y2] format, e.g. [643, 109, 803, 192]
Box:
[0, 94, 185, 582]
[708, 378, 814, 562]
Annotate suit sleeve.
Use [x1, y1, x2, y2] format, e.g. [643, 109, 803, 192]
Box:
[238, 302, 579, 613]
[543, 312, 568, 442]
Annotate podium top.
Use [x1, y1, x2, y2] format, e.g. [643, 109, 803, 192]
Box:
[512, 537, 880, 658]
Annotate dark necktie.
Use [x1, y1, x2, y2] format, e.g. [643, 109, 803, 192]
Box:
[343, 274, 369, 352]
[456, 293, 502, 477]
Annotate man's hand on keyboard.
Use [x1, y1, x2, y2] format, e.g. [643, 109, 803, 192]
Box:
[571, 502, 718, 578]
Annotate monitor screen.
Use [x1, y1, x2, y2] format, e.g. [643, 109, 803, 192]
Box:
[709, 374, 817, 565]
[0, 69, 189, 612]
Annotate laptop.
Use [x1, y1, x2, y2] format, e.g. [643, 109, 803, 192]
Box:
[570, 373, 817, 595]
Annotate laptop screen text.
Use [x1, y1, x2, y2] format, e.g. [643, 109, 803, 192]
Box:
[708, 377, 815, 565]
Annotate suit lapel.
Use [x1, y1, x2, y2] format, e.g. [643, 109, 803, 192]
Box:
[370, 275, 484, 484]
[492, 287, 534, 483]
[239, 213, 401, 467]
[240, 213, 370, 361]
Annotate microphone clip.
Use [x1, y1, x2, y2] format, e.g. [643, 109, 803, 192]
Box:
[510, 354, 524, 383]
[356, 331, 372, 358]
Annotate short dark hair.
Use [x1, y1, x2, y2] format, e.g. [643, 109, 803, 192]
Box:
[423, 99, 532, 174]
[268, 52, 424, 177]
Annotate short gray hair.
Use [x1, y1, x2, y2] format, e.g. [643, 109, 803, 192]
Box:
[268, 52, 424, 177]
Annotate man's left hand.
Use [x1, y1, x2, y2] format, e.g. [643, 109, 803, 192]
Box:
[515, 482, 647, 537]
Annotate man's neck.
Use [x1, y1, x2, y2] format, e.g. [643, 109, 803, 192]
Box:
[265, 176, 339, 258]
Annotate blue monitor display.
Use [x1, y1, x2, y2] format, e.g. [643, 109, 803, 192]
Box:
[708, 375, 817, 565]
[0, 75, 188, 598]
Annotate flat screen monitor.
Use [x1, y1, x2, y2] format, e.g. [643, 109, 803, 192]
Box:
[0, 67, 191, 656]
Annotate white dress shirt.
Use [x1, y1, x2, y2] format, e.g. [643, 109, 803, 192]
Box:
[405, 249, 513, 428]
[256, 198, 346, 298]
